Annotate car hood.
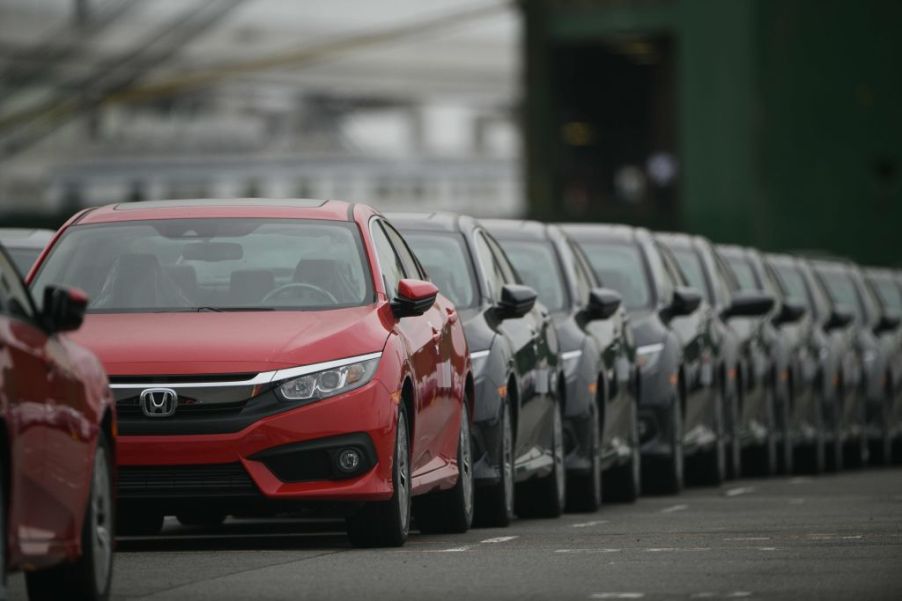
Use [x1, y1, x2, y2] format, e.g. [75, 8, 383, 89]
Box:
[69, 306, 390, 376]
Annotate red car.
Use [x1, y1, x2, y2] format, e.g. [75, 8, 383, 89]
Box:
[28, 199, 474, 547]
[0, 245, 115, 601]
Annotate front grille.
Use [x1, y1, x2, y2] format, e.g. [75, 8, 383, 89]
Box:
[118, 463, 259, 499]
[116, 396, 249, 418]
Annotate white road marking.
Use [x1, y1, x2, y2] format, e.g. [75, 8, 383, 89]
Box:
[556, 548, 622, 554]
[757, 547, 778, 551]
[725, 536, 770, 541]
[590, 594, 645, 599]
[571, 520, 609, 528]
[725, 486, 756, 497]
[841, 535, 863, 540]
[480, 536, 518, 544]
[660, 504, 689, 513]
[646, 547, 676, 552]
[426, 546, 471, 553]
[690, 594, 717, 599]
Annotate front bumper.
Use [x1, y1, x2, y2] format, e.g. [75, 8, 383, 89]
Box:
[117, 379, 397, 509]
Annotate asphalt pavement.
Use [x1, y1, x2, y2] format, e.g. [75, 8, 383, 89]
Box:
[10, 468, 902, 600]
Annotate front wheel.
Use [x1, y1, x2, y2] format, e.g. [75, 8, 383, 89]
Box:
[516, 401, 566, 518]
[346, 405, 411, 547]
[415, 403, 474, 533]
[474, 400, 515, 527]
[27, 432, 115, 601]
[566, 406, 602, 513]
[603, 400, 641, 503]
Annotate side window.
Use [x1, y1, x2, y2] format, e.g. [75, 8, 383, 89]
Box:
[657, 243, 687, 290]
[474, 232, 505, 301]
[371, 221, 406, 296]
[0, 251, 35, 321]
[565, 242, 592, 305]
[381, 222, 424, 280]
[484, 234, 518, 285]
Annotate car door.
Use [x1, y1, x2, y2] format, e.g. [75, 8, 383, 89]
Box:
[0, 251, 65, 544]
[372, 220, 448, 475]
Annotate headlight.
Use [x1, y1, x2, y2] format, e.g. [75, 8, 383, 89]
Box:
[277, 355, 380, 401]
[470, 349, 491, 378]
[636, 342, 665, 371]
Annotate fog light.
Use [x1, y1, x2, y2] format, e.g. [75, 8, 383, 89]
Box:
[337, 448, 361, 473]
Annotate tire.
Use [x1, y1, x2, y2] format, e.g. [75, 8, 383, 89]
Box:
[566, 406, 602, 513]
[176, 511, 227, 528]
[777, 393, 794, 475]
[27, 432, 115, 601]
[116, 509, 163, 537]
[691, 388, 725, 486]
[603, 399, 640, 503]
[725, 384, 742, 480]
[516, 400, 566, 518]
[644, 397, 684, 495]
[826, 393, 844, 472]
[474, 400, 515, 527]
[795, 393, 825, 475]
[414, 403, 474, 534]
[346, 404, 411, 547]
[743, 388, 777, 477]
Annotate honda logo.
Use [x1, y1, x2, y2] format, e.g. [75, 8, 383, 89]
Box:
[140, 388, 178, 418]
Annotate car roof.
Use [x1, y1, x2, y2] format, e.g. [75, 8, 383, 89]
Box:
[480, 218, 550, 241]
[72, 199, 359, 225]
[0, 228, 56, 248]
[558, 222, 647, 243]
[386, 211, 477, 234]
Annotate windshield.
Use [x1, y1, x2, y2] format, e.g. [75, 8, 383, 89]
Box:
[815, 267, 863, 321]
[725, 255, 760, 291]
[671, 247, 711, 303]
[31, 219, 372, 312]
[869, 275, 902, 313]
[402, 232, 478, 309]
[772, 263, 812, 308]
[6, 248, 41, 274]
[497, 240, 569, 312]
[579, 242, 652, 310]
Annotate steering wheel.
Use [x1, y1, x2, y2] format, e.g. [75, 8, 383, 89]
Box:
[261, 283, 338, 305]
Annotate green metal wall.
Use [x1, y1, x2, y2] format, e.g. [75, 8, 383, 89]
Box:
[523, 0, 902, 265]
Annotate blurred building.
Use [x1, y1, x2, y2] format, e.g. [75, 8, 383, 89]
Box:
[522, 0, 902, 265]
[0, 0, 521, 219]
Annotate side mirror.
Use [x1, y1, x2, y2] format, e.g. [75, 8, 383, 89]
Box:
[42, 285, 88, 333]
[584, 287, 621, 321]
[495, 284, 537, 320]
[772, 298, 806, 326]
[824, 304, 854, 331]
[664, 286, 702, 320]
[391, 279, 438, 318]
[721, 290, 775, 320]
[874, 313, 901, 335]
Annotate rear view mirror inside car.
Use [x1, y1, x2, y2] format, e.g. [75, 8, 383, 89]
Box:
[182, 242, 244, 261]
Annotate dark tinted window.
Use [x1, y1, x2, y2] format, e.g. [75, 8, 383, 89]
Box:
[580, 241, 653, 310]
[381, 222, 424, 280]
[499, 240, 569, 312]
[0, 250, 35, 320]
[724, 255, 760, 291]
[771, 263, 812, 307]
[671, 247, 711, 303]
[869, 275, 902, 312]
[403, 232, 478, 309]
[7, 248, 41, 274]
[815, 267, 863, 322]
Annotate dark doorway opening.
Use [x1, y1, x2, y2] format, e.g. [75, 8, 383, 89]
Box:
[551, 35, 678, 229]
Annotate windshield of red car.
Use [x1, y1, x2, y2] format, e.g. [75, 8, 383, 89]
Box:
[31, 218, 373, 312]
